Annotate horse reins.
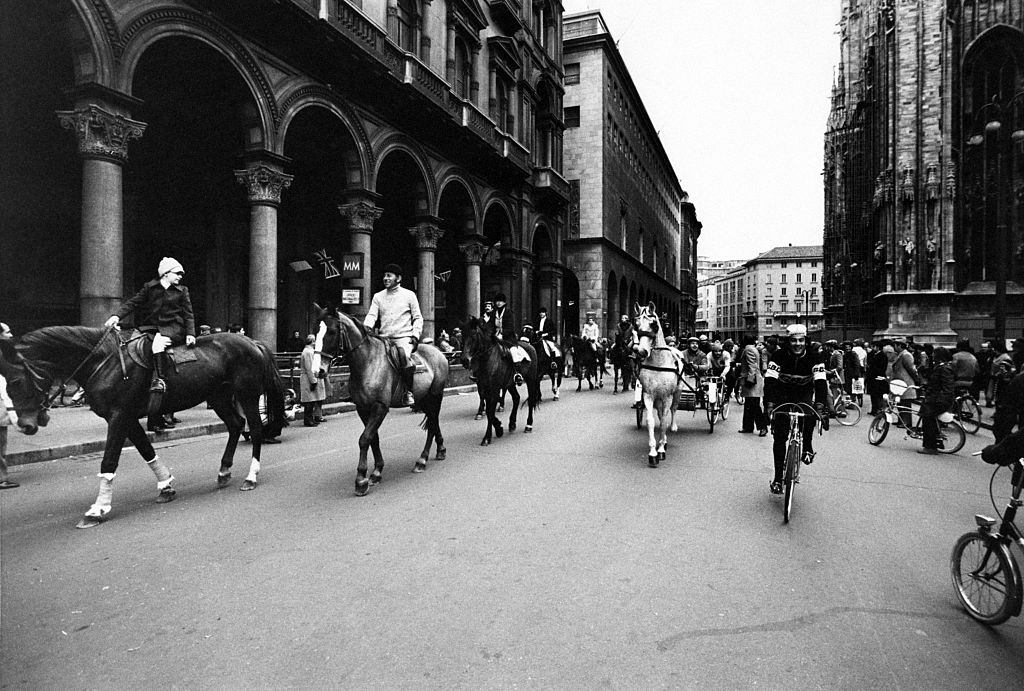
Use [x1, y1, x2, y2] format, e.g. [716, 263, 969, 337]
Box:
[25, 326, 126, 409]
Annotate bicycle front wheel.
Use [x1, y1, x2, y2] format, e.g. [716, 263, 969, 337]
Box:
[706, 403, 716, 433]
[867, 414, 889, 445]
[721, 397, 731, 421]
[835, 400, 862, 426]
[938, 420, 967, 454]
[951, 533, 1019, 626]
[783, 442, 801, 523]
[956, 397, 982, 435]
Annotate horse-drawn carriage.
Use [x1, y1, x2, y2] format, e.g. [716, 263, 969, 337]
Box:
[635, 370, 730, 433]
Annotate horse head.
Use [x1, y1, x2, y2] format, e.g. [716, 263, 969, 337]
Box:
[313, 302, 363, 362]
[0, 338, 50, 435]
[633, 301, 663, 355]
[459, 316, 493, 373]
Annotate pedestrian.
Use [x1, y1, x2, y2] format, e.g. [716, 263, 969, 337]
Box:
[104, 256, 196, 433]
[299, 335, 324, 426]
[992, 370, 1024, 443]
[865, 341, 888, 415]
[364, 263, 423, 407]
[843, 341, 864, 406]
[891, 339, 922, 428]
[450, 327, 463, 352]
[917, 347, 955, 454]
[737, 334, 768, 436]
[990, 340, 1015, 405]
[975, 340, 994, 406]
[286, 330, 304, 353]
[951, 339, 979, 398]
[0, 322, 20, 489]
[437, 330, 455, 354]
[228, 323, 245, 335]
[198, 324, 212, 337]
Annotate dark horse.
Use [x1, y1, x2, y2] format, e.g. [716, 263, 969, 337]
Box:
[461, 317, 541, 445]
[570, 337, 605, 391]
[526, 333, 564, 401]
[316, 305, 448, 496]
[0, 326, 284, 527]
[609, 329, 638, 394]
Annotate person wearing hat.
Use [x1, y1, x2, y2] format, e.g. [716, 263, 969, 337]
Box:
[918, 346, 956, 454]
[105, 257, 196, 432]
[0, 322, 20, 488]
[763, 323, 828, 495]
[535, 307, 556, 344]
[698, 334, 711, 354]
[493, 293, 530, 385]
[364, 263, 423, 407]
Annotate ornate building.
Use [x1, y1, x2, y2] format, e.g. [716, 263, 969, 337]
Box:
[1, 0, 569, 348]
[825, 0, 1024, 345]
[561, 10, 695, 338]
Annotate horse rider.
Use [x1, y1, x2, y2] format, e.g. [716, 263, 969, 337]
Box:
[363, 263, 422, 407]
[493, 293, 530, 386]
[105, 256, 196, 433]
[763, 323, 829, 495]
[581, 314, 601, 352]
[534, 307, 560, 358]
[480, 299, 495, 327]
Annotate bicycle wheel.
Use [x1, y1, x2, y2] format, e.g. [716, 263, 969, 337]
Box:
[950, 533, 1019, 626]
[867, 414, 889, 445]
[706, 403, 716, 432]
[783, 442, 801, 523]
[937, 420, 967, 454]
[835, 399, 862, 426]
[721, 396, 731, 421]
[956, 397, 982, 435]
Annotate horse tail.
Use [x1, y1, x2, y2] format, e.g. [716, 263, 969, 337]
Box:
[254, 341, 286, 439]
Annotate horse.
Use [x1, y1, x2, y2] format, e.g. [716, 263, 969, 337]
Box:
[460, 317, 541, 445]
[570, 336, 605, 391]
[633, 302, 683, 466]
[609, 330, 638, 394]
[0, 326, 285, 527]
[525, 332, 564, 401]
[316, 305, 448, 496]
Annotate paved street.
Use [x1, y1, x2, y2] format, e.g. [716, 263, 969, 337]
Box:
[2, 385, 1023, 688]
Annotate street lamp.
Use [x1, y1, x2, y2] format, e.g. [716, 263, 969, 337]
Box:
[966, 92, 1024, 345]
[834, 260, 858, 341]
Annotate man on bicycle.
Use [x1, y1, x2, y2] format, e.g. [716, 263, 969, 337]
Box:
[764, 324, 828, 495]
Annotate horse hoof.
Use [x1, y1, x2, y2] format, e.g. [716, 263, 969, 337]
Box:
[217, 473, 231, 488]
[481, 439, 490, 446]
[355, 479, 370, 496]
[436, 449, 446, 461]
[156, 487, 177, 504]
[76, 515, 105, 529]
[657, 452, 666, 461]
[670, 425, 679, 433]
[495, 426, 504, 438]
[370, 471, 383, 484]
[474, 414, 483, 421]
[525, 425, 533, 433]
[509, 423, 516, 432]
[553, 395, 559, 401]
[613, 390, 618, 395]
[239, 480, 258, 491]
[413, 459, 426, 473]
[648, 456, 659, 467]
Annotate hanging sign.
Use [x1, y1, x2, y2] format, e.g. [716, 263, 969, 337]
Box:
[313, 249, 340, 280]
[341, 252, 364, 279]
[341, 288, 362, 305]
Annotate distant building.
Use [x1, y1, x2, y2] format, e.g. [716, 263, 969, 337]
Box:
[743, 245, 823, 342]
[697, 257, 745, 282]
[695, 277, 718, 335]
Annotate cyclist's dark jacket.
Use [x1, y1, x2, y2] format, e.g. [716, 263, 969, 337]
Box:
[763, 348, 827, 407]
[922, 361, 955, 411]
[982, 427, 1024, 466]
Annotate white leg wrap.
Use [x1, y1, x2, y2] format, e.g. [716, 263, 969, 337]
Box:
[246, 458, 261, 483]
[634, 386, 643, 404]
[86, 473, 115, 518]
[146, 454, 174, 489]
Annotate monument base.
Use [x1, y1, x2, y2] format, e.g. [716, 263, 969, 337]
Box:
[872, 290, 959, 346]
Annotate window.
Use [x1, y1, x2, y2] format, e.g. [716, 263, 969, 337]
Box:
[765, 318, 772, 327]
[564, 106, 580, 128]
[796, 261, 803, 268]
[796, 286, 802, 295]
[766, 286, 772, 296]
[765, 300, 773, 311]
[565, 63, 580, 85]
[781, 287, 787, 296]
[765, 274, 772, 284]
[796, 273, 802, 283]
[811, 261, 817, 267]
[811, 301, 819, 311]
[781, 262, 788, 268]
[638, 226, 644, 263]
[496, 74, 513, 132]
[781, 274, 787, 284]
[396, 0, 417, 53]
[811, 287, 817, 296]
[811, 272, 817, 282]
[454, 37, 471, 99]
[780, 301, 788, 312]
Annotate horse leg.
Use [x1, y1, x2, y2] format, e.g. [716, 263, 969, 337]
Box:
[431, 394, 446, 461]
[210, 395, 245, 488]
[78, 414, 131, 528]
[238, 398, 264, 491]
[644, 396, 659, 467]
[481, 395, 496, 446]
[124, 418, 176, 503]
[508, 385, 520, 432]
[368, 406, 389, 486]
[475, 391, 485, 421]
[656, 399, 669, 461]
[355, 406, 384, 495]
[416, 396, 443, 470]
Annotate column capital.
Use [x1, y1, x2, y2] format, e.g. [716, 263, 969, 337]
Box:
[57, 105, 146, 163]
[409, 220, 445, 250]
[458, 235, 490, 264]
[234, 164, 294, 206]
[338, 199, 384, 234]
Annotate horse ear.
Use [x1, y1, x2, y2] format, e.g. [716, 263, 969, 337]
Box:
[648, 301, 657, 313]
[633, 301, 641, 315]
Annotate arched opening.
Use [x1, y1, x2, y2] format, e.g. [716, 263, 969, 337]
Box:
[280, 106, 359, 345]
[374, 150, 427, 297]
[606, 271, 618, 334]
[619, 275, 629, 319]
[629, 281, 638, 313]
[562, 270, 580, 340]
[1, 1, 81, 331]
[482, 202, 513, 305]
[531, 224, 554, 322]
[128, 36, 256, 333]
[436, 180, 474, 333]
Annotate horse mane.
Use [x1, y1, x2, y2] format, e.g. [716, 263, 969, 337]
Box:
[18, 326, 110, 372]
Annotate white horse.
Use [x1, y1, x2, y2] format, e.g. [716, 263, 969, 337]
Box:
[634, 302, 683, 466]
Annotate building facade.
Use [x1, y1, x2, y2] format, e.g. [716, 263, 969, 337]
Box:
[742, 245, 824, 342]
[715, 265, 746, 343]
[825, 0, 1024, 346]
[696, 257, 744, 282]
[561, 10, 693, 338]
[1, 0, 570, 348]
[695, 277, 717, 336]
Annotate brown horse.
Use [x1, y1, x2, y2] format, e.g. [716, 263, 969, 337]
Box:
[0, 326, 285, 527]
[316, 305, 448, 496]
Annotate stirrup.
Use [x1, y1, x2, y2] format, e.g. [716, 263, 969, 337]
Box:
[513, 373, 524, 386]
[150, 378, 166, 393]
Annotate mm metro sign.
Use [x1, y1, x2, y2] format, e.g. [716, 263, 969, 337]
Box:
[341, 252, 364, 279]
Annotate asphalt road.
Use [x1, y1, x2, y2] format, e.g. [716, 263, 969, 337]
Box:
[2, 384, 1023, 688]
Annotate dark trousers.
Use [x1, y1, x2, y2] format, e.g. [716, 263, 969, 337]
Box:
[919, 402, 941, 449]
[869, 392, 884, 415]
[771, 414, 816, 481]
[303, 402, 320, 425]
[993, 408, 1020, 443]
[741, 396, 767, 432]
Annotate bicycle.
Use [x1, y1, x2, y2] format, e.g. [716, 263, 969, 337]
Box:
[771, 402, 825, 523]
[952, 385, 983, 435]
[826, 369, 862, 426]
[950, 452, 1024, 625]
[701, 375, 730, 432]
[866, 380, 966, 454]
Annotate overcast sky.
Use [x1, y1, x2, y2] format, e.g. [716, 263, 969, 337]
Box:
[561, 0, 841, 260]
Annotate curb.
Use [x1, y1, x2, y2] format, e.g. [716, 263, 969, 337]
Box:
[8, 384, 479, 467]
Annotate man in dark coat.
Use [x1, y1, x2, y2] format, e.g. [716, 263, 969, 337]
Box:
[105, 257, 196, 432]
[917, 347, 956, 454]
[493, 293, 529, 385]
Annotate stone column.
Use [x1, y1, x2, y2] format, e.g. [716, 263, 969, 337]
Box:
[458, 235, 488, 319]
[470, 47, 481, 105]
[338, 192, 383, 320]
[409, 219, 444, 340]
[234, 158, 293, 349]
[445, 20, 456, 84]
[57, 94, 146, 327]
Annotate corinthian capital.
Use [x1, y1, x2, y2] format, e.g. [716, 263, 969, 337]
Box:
[409, 222, 445, 250]
[338, 201, 384, 234]
[458, 237, 489, 264]
[234, 164, 294, 205]
[57, 105, 146, 162]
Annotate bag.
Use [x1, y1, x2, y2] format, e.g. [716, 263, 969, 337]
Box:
[851, 377, 865, 394]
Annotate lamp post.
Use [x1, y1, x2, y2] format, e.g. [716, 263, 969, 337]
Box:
[967, 91, 1024, 345]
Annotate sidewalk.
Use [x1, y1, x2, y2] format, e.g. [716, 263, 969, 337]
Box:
[7, 385, 478, 466]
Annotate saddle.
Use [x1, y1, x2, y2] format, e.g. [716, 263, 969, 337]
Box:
[125, 331, 198, 371]
[382, 338, 426, 375]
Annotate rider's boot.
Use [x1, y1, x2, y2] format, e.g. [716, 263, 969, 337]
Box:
[147, 354, 168, 433]
[513, 361, 525, 386]
[402, 363, 416, 407]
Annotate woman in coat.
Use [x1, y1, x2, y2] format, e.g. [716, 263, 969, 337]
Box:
[299, 335, 326, 427]
[738, 334, 768, 436]
[865, 342, 889, 415]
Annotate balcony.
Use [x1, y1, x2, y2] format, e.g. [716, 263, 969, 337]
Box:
[487, 0, 524, 32]
[531, 166, 570, 204]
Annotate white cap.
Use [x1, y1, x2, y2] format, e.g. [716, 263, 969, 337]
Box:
[786, 324, 808, 337]
[158, 257, 183, 277]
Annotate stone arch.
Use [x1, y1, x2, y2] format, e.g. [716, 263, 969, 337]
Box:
[435, 176, 478, 331]
[482, 197, 516, 246]
[276, 84, 374, 189]
[116, 7, 277, 148]
[373, 133, 437, 210]
[606, 271, 619, 333]
[435, 171, 481, 226]
[68, 0, 117, 84]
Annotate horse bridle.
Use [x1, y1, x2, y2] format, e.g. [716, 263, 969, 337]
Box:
[14, 326, 125, 410]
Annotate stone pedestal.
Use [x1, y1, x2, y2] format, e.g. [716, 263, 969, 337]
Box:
[873, 290, 958, 345]
[235, 157, 293, 348]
